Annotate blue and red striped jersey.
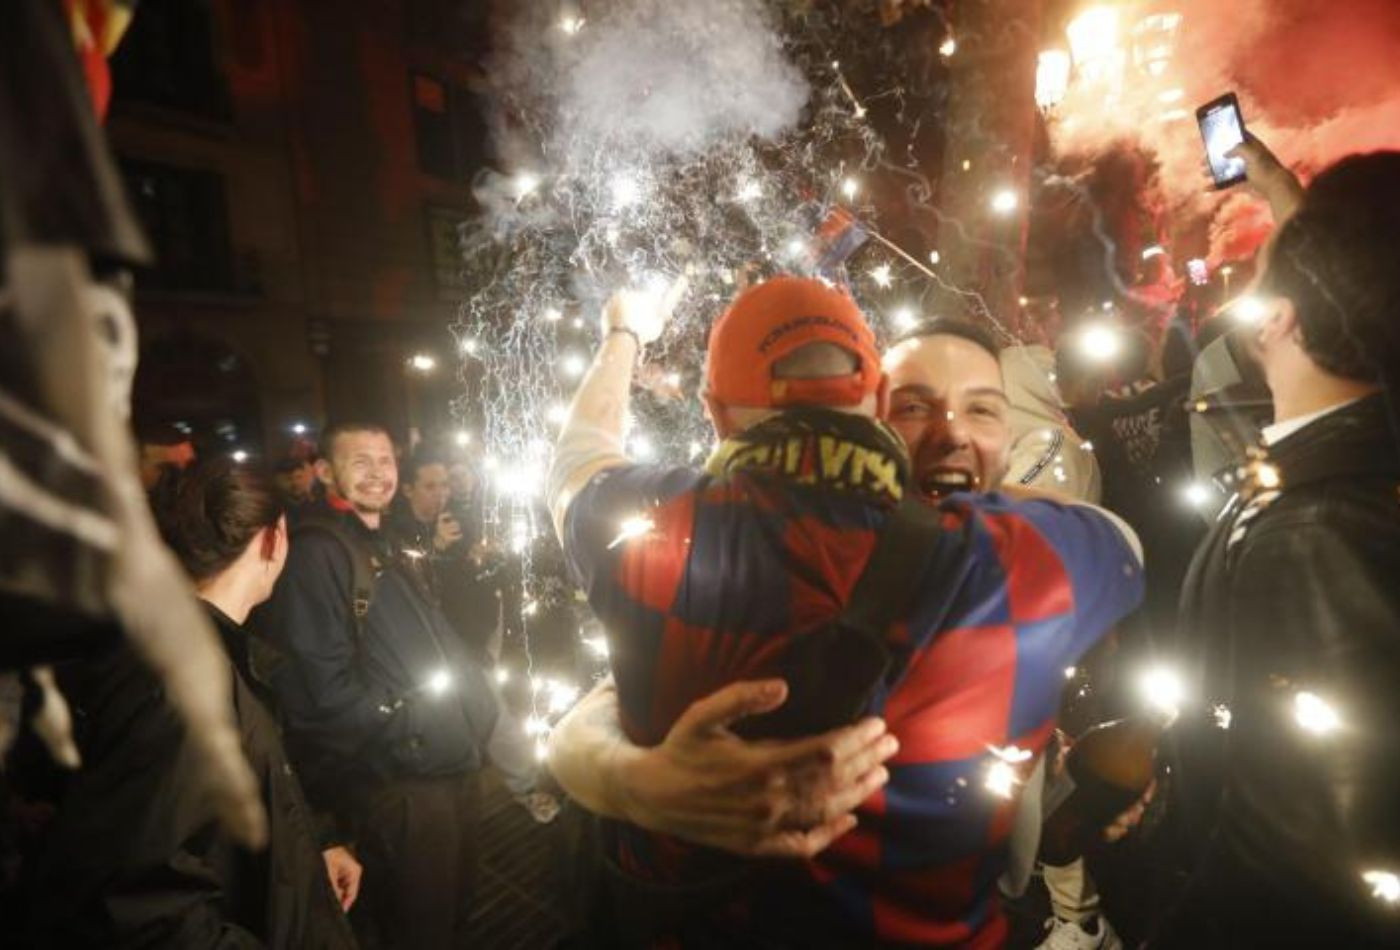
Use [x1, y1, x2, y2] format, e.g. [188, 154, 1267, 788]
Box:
[561, 414, 1142, 946]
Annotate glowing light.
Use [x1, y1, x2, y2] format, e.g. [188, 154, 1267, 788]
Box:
[559, 14, 584, 35]
[425, 668, 454, 697]
[460, 337, 481, 356]
[1077, 323, 1123, 363]
[891, 307, 919, 332]
[408, 353, 437, 372]
[1294, 691, 1342, 736]
[1213, 704, 1233, 730]
[1363, 870, 1400, 905]
[1035, 49, 1071, 111]
[990, 189, 1019, 215]
[983, 745, 1031, 801]
[663, 371, 682, 389]
[1141, 244, 1165, 260]
[522, 600, 540, 617]
[546, 403, 569, 425]
[572, 318, 585, 330]
[524, 715, 548, 736]
[1067, 6, 1120, 69]
[610, 173, 642, 210]
[785, 238, 808, 259]
[231, 449, 249, 464]
[513, 172, 541, 199]
[546, 681, 581, 714]
[1187, 258, 1209, 285]
[629, 434, 655, 460]
[560, 352, 587, 379]
[735, 178, 762, 203]
[454, 430, 472, 448]
[494, 667, 510, 685]
[688, 440, 705, 461]
[1181, 482, 1212, 507]
[495, 460, 545, 500]
[939, 36, 956, 57]
[1221, 265, 1235, 278]
[609, 514, 656, 549]
[534, 740, 550, 762]
[961, 159, 971, 172]
[585, 636, 610, 659]
[1158, 88, 1185, 104]
[290, 422, 308, 436]
[1256, 462, 1282, 490]
[870, 264, 893, 288]
[544, 306, 563, 322]
[1064, 666, 1078, 680]
[1140, 665, 1185, 720]
[1231, 295, 1269, 326]
[841, 177, 860, 200]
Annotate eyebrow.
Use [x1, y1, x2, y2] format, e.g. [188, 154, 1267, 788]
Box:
[892, 382, 1009, 403]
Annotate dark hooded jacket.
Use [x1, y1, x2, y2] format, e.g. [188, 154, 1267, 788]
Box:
[28, 605, 357, 948]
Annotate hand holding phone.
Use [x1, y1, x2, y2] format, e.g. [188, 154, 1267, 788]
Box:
[1197, 93, 1248, 189]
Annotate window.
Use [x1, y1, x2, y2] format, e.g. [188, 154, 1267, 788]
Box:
[119, 158, 237, 295]
[411, 72, 487, 181]
[109, 0, 231, 119]
[426, 205, 470, 301]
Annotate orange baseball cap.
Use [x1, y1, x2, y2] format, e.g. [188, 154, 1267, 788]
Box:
[705, 276, 882, 409]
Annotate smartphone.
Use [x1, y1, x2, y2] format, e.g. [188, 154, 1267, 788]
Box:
[1197, 93, 1248, 189]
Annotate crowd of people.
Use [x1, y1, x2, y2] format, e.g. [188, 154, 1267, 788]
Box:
[4, 106, 1400, 950]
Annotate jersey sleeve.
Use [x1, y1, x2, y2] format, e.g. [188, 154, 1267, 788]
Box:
[559, 463, 705, 607]
[962, 493, 1145, 658]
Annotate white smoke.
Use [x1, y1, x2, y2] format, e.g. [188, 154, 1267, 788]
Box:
[554, 0, 809, 157]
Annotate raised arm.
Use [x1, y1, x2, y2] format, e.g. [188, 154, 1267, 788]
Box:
[547, 281, 687, 538]
[548, 677, 898, 859]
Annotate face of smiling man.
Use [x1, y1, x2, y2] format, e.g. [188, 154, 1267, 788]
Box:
[317, 429, 398, 528]
[883, 333, 1012, 500]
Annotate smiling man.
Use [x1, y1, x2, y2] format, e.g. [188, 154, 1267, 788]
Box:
[260, 422, 498, 948]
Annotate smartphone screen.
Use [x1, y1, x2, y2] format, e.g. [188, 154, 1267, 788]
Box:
[1197, 93, 1247, 188]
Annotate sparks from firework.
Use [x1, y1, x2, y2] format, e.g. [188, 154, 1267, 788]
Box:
[609, 513, 656, 550]
[454, 1, 1045, 733]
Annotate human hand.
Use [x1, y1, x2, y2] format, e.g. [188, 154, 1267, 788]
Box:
[1102, 779, 1155, 843]
[601, 275, 690, 345]
[1225, 133, 1305, 221]
[614, 679, 898, 859]
[433, 512, 463, 552]
[321, 845, 362, 911]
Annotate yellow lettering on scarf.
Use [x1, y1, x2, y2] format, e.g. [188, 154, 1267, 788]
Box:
[819, 436, 855, 481]
[784, 437, 804, 476]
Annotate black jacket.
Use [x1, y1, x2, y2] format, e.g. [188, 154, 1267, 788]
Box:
[28, 606, 356, 948]
[257, 504, 495, 806]
[1158, 394, 1400, 947]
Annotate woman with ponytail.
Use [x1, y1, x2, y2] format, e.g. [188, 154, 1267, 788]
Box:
[29, 458, 360, 947]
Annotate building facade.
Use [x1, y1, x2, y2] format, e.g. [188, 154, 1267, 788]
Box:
[110, 0, 488, 457]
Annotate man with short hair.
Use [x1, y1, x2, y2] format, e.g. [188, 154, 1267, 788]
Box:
[260, 422, 497, 948]
[1152, 148, 1400, 947]
[547, 276, 1143, 946]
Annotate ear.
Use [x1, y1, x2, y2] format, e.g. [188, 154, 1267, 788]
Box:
[1256, 296, 1298, 350]
[701, 391, 734, 440]
[314, 458, 334, 488]
[259, 519, 280, 561]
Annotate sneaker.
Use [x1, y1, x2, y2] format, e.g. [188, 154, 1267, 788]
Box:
[516, 790, 561, 824]
[1034, 914, 1123, 950]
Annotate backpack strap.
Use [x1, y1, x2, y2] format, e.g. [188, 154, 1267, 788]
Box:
[291, 514, 379, 649]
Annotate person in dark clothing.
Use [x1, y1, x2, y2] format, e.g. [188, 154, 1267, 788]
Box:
[259, 422, 498, 949]
[1153, 145, 1400, 947]
[28, 458, 358, 948]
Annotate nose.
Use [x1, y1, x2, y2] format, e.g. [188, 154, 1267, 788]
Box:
[931, 409, 971, 452]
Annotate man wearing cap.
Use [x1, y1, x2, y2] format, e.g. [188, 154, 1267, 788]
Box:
[547, 276, 1143, 946]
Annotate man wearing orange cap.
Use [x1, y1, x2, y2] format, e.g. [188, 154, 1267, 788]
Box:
[546, 276, 1143, 947]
